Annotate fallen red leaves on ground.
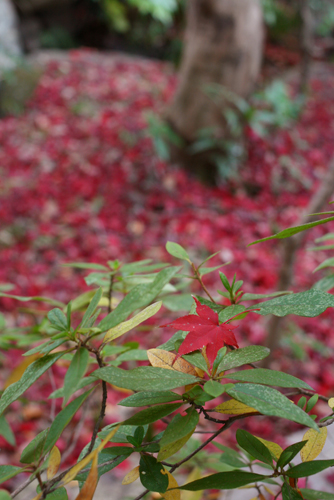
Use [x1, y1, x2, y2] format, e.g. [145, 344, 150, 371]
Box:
[1, 49, 334, 467]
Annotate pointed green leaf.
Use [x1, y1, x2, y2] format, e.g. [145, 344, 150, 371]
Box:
[250, 290, 334, 317]
[63, 348, 89, 405]
[98, 267, 180, 331]
[122, 403, 183, 426]
[222, 369, 313, 390]
[20, 429, 49, 464]
[241, 291, 293, 301]
[44, 390, 92, 453]
[217, 346, 270, 372]
[313, 274, 334, 292]
[0, 293, 64, 307]
[236, 429, 273, 466]
[91, 366, 199, 391]
[0, 466, 23, 485]
[0, 415, 15, 446]
[301, 488, 334, 500]
[166, 242, 191, 262]
[0, 352, 65, 417]
[227, 384, 318, 430]
[48, 309, 68, 331]
[158, 408, 199, 460]
[286, 459, 334, 478]
[99, 424, 149, 443]
[104, 301, 162, 343]
[119, 391, 182, 407]
[277, 441, 309, 469]
[179, 471, 268, 490]
[80, 288, 102, 328]
[282, 482, 306, 500]
[249, 216, 334, 246]
[218, 305, 246, 323]
[139, 455, 168, 493]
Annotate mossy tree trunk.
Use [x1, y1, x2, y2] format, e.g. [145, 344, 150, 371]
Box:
[166, 0, 264, 182]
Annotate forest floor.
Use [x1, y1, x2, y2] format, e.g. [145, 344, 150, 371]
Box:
[1, 49, 334, 497]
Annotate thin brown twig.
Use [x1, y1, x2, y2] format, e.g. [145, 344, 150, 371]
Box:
[191, 263, 216, 303]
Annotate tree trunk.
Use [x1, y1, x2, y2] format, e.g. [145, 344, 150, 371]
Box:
[166, 0, 264, 181]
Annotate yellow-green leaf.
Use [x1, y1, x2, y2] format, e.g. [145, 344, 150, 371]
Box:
[47, 446, 61, 480]
[122, 466, 140, 485]
[328, 397, 334, 409]
[147, 349, 197, 377]
[160, 471, 180, 500]
[214, 399, 257, 415]
[75, 452, 98, 500]
[61, 425, 119, 485]
[182, 468, 203, 500]
[104, 302, 162, 343]
[300, 427, 327, 462]
[256, 437, 283, 461]
[158, 430, 194, 461]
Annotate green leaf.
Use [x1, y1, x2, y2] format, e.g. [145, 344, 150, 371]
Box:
[286, 459, 334, 478]
[158, 408, 199, 459]
[98, 267, 180, 331]
[250, 289, 334, 317]
[301, 488, 334, 500]
[162, 294, 194, 312]
[158, 330, 188, 351]
[0, 490, 12, 500]
[179, 471, 268, 490]
[313, 274, 334, 292]
[44, 487, 68, 499]
[204, 380, 226, 397]
[219, 272, 231, 292]
[119, 391, 182, 407]
[139, 455, 168, 493]
[76, 449, 129, 482]
[23, 339, 67, 357]
[0, 415, 15, 446]
[241, 291, 293, 301]
[0, 352, 65, 417]
[91, 366, 199, 391]
[99, 424, 149, 443]
[0, 293, 64, 307]
[200, 265, 226, 276]
[194, 296, 224, 313]
[227, 384, 318, 430]
[277, 441, 308, 469]
[44, 390, 92, 453]
[122, 403, 183, 426]
[314, 258, 334, 273]
[0, 466, 23, 485]
[198, 251, 221, 268]
[80, 288, 102, 328]
[216, 346, 270, 372]
[182, 351, 209, 373]
[63, 262, 109, 270]
[166, 242, 191, 262]
[104, 301, 162, 343]
[49, 376, 96, 399]
[218, 305, 246, 323]
[48, 309, 68, 331]
[249, 216, 334, 246]
[282, 483, 306, 500]
[236, 429, 273, 466]
[63, 348, 89, 405]
[20, 428, 49, 464]
[306, 394, 319, 413]
[222, 369, 313, 390]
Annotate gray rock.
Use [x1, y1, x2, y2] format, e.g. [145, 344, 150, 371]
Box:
[0, 0, 22, 71]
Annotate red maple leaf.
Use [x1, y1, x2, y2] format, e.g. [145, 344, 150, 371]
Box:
[161, 297, 239, 367]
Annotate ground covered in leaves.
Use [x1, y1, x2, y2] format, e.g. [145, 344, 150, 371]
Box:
[1, 50, 334, 479]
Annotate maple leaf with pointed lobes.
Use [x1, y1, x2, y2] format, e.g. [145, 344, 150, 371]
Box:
[161, 298, 239, 368]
